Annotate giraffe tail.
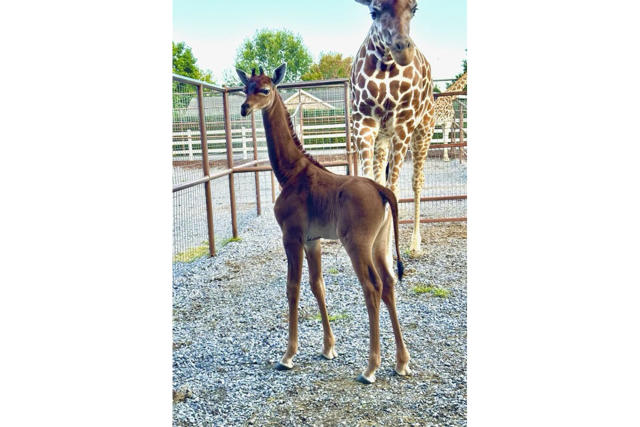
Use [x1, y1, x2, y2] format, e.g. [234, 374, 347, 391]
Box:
[376, 185, 404, 281]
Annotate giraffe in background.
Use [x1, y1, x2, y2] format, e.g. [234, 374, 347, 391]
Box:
[350, 0, 436, 256]
[434, 72, 467, 161]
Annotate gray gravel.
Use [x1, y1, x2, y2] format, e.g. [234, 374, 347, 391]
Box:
[173, 207, 467, 426]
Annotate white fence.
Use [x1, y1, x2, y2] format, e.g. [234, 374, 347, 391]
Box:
[172, 121, 467, 161]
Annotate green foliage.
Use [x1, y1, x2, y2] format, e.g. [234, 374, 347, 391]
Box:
[413, 285, 451, 298]
[234, 29, 313, 83]
[327, 267, 339, 274]
[172, 41, 215, 108]
[172, 41, 214, 83]
[450, 58, 467, 91]
[221, 237, 242, 246]
[222, 68, 241, 87]
[301, 52, 353, 81]
[173, 242, 209, 263]
[313, 312, 349, 322]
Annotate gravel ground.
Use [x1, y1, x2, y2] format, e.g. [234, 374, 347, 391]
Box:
[173, 207, 467, 426]
[173, 158, 466, 256]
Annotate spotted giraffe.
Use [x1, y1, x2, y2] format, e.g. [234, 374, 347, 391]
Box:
[350, 0, 435, 255]
[435, 72, 467, 161]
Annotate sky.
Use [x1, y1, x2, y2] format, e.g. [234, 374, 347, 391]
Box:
[173, 0, 466, 83]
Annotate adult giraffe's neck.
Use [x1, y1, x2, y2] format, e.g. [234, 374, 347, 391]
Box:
[365, 28, 394, 65]
[447, 72, 467, 91]
[262, 93, 307, 186]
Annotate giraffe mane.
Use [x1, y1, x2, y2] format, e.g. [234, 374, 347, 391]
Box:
[274, 91, 328, 172]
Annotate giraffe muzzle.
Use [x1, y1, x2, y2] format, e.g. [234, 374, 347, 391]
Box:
[240, 103, 252, 117]
[390, 37, 415, 66]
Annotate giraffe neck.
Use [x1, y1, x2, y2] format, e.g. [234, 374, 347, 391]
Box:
[361, 27, 395, 70]
[261, 92, 324, 186]
[447, 72, 467, 92]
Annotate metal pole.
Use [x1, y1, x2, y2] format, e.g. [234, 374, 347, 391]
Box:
[222, 89, 239, 238]
[459, 101, 464, 163]
[343, 82, 353, 176]
[196, 84, 216, 257]
[251, 112, 261, 216]
[298, 89, 304, 147]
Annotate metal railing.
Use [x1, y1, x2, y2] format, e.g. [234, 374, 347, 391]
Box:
[172, 74, 466, 259]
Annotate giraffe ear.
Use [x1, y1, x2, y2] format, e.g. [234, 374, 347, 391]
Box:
[236, 68, 250, 86]
[272, 63, 287, 86]
[354, 0, 370, 5]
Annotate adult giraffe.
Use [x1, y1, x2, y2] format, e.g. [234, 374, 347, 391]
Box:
[435, 72, 467, 161]
[350, 0, 435, 256]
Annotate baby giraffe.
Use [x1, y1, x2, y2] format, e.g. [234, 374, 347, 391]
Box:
[237, 64, 411, 384]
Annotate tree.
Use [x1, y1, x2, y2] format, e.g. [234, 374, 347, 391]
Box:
[447, 58, 467, 92]
[234, 29, 313, 83]
[451, 59, 467, 84]
[301, 52, 353, 81]
[172, 41, 214, 83]
[221, 68, 241, 87]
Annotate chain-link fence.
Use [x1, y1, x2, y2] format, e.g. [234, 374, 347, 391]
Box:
[172, 75, 466, 262]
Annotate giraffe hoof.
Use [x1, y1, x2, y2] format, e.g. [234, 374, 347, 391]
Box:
[409, 249, 422, 259]
[275, 361, 293, 371]
[321, 348, 338, 360]
[395, 365, 412, 376]
[356, 373, 376, 384]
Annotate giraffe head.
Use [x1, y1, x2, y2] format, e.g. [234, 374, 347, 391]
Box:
[236, 64, 287, 117]
[355, 0, 418, 66]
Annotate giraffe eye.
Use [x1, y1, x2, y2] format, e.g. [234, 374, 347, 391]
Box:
[411, 6, 418, 15]
[370, 9, 380, 20]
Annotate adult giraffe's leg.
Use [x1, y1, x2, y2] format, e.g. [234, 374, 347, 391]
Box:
[409, 122, 434, 255]
[383, 129, 412, 266]
[354, 117, 380, 180]
[276, 231, 304, 371]
[304, 240, 337, 360]
[443, 122, 451, 162]
[386, 130, 411, 195]
[373, 135, 390, 186]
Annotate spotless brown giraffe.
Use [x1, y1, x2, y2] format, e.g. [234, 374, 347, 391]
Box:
[435, 72, 467, 161]
[236, 64, 411, 384]
[350, 0, 436, 256]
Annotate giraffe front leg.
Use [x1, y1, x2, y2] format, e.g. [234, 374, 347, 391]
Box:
[443, 123, 451, 162]
[409, 124, 433, 256]
[304, 240, 337, 360]
[353, 118, 379, 180]
[385, 130, 411, 268]
[373, 136, 390, 186]
[276, 232, 304, 371]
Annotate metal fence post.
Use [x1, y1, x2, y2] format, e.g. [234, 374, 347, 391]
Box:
[196, 84, 216, 256]
[459, 101, 464, 163]
[222, 89, 239, 238]
[298, 89, 304, 148]
[251, 112, 261, 216]
[343, 81, 353, 176]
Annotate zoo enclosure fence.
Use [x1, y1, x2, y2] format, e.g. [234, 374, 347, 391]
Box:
[172, 74, 466, 259]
